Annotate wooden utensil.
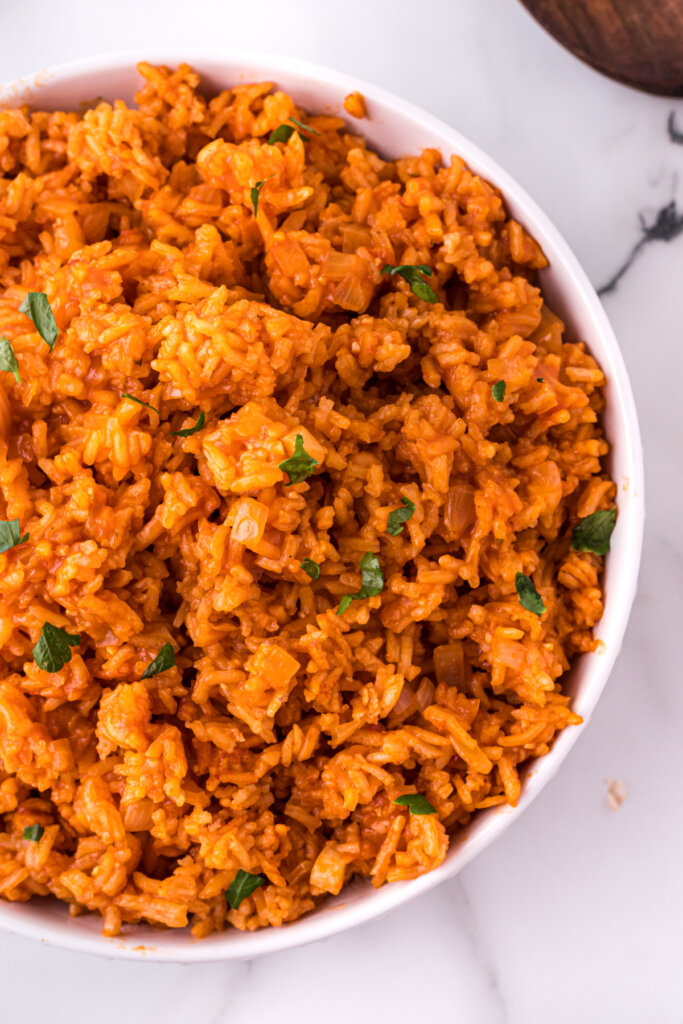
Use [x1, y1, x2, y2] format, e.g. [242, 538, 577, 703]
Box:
[519, 0, 683, 96]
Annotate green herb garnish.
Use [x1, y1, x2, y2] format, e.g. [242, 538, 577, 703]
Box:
[0, 519, 28, 554]
[288, 116, 319, 136]
[267, 124, 295, 145]
[267, 116, 319, 145]
[537, 377, 544, 383]
[226, 869, 265, 909]
[301, 558, 320, 580]
[33, 623, 81, 673]
[515, 572, 546, 616]
[122, 393, 159, 416]
[19, 293, 58, 350]
[23, 824, 44, 842]
[172, 411, 205, 437]
[571, 509, 617, 556]
[492, 380, 506, 402]
[394, 793, 436, 815]
[338, 551, 384, 615]
[386, 496, 416, 537]
[141, 642, 175, 679]
[0, 338, 20, 383]
[250, 175, 274, 217]
[278, 434, 319, 485]
[381, 264, 438, 303]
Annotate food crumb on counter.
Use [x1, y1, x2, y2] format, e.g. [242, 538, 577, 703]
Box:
[605, 778, 627, 811]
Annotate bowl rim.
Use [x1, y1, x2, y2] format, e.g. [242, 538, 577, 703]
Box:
[0, 46, 644, 963]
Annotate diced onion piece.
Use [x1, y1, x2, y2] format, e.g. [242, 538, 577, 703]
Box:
[231, 497, 269, 549]
[433, 642, 465, 687]
[443, 483, 475, 539]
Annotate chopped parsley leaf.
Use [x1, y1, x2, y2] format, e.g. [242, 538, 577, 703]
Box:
[226, 869, 265, 909]
[301, 558, 321, 580]
[394, 793, 436, 815]
[0, 519, 28, 554]
[33, 623, 81, 673]
[571, 508, 616, 556]
[123, 393, 159, 416]
[338, 551, 384, 615]
[288, 116, 320, 136]
[492, 380, 506, 402]
[250, 175, 274, 217]
[19, 293, 58, 350]
[515, 572, 546, 616]
[381, 263, 438, 303]
[267, 124, 295, 145]
[23, 824, 44, 842]
[141, 642, 175, 679]
[278, 434, 319, 485]
[172, 411, 205, 437]
[267, 117, 319, 145]
[386, 496, 416, 536]
[0, 337, 20, 383]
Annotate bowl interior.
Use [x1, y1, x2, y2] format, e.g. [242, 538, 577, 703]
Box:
[0, 49, 644, 961]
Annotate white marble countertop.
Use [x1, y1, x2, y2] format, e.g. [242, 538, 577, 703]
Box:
[0, 0, 679, 1020]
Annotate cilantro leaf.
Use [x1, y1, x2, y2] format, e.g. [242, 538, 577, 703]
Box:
[23, 824, 44, 842]
[394, 793, 436, 815]
[267, 117, 319, 145]
[33, 623, 81, 673]
[278, 434, 319, 485]
[571, 508, 617, 556]
[287, 116, 319, 136]
[0, 519, 28, 554]
[492, 380, 506, 402]
[386, 496, 416, 536]
[410, 276, 439, 303]
[515, 572, 546, 616]
[337, 551, 384, 615]
[381, 263, 438, 303]
[171, 411, 205, 437]
[0, 337, 20, 383]
[122, 393, 159, 416]
[356, 552, 384, 595]
[19, 293, 58, 350]
[267, 124, 295, 145]
[250, 175, 274, 216]
[141, 642, 175, 679]
[301, 558, 320, 580]
[226, 868, 265, 909]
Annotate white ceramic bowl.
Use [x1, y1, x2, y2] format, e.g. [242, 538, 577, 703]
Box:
[0, 49, 644, 962]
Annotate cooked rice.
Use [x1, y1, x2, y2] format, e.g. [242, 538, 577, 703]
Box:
[0, 62, 614, 937]
[605, 779, 627, 811]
